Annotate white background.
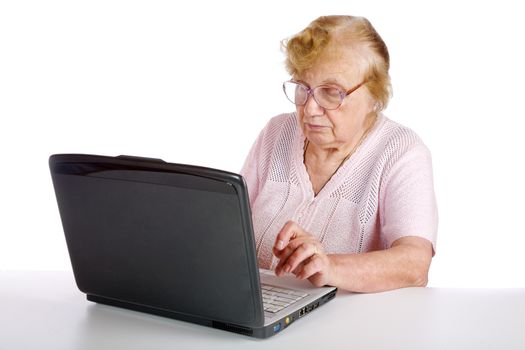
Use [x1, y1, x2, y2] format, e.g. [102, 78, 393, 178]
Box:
[1, 0, 524, 287]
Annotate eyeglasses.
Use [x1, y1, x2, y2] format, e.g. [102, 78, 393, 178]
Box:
[282, 80, 367, 110]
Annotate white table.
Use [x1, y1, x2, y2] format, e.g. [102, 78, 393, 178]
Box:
[1, 271, 524, 350]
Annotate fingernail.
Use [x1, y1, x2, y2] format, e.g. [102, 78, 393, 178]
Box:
[284, 264, 291, 273]
[276, 240, 284, 250]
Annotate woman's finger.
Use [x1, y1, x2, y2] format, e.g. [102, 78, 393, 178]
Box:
[273, 235, 309, 259]
[296, 254, 323, 279]
[273, 221, 303, 252]
[274, 236, 314, 273]
[280, 242, 319, 274]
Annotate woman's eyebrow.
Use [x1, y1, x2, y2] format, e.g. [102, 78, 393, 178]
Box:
[294, 78, 308, 85]
[295, 78, 345, 88]
[321, 78, 345, 87]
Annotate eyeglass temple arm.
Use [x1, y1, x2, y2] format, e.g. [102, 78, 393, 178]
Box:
[345, 81, 367, 96]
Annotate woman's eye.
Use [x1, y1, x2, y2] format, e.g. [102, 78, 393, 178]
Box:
[319, 87, 341, 99]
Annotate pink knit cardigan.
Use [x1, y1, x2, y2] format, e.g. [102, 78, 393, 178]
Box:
[241, 112, 438, 269]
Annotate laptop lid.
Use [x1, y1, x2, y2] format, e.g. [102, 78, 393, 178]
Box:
[49, 154, 264, 328]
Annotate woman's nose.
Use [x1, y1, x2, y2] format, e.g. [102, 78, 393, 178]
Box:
[303, 93, 324, 116]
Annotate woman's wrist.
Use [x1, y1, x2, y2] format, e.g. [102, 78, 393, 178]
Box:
[326, 254, 342, 288]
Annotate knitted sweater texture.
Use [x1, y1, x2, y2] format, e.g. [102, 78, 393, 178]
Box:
[241, 113, 438, 269]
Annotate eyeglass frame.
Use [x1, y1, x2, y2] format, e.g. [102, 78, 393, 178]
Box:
[282, 79, 368, 110]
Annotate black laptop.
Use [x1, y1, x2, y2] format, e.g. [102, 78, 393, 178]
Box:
[49, 153, 337, 338]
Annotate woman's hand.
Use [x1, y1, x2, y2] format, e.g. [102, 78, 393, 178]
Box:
[273, 221, 335, 287]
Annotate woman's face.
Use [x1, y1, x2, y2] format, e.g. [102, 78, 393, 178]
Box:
[295, 52, 376, 150]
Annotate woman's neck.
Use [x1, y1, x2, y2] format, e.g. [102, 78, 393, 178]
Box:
[305, 113, 377, 163]
[303, 113, 377, 195]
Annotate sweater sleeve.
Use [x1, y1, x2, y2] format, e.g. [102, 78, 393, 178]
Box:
[379, 142, 438, 253]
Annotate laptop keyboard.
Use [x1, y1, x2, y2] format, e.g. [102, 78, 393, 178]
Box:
[261, 284, 309, 314]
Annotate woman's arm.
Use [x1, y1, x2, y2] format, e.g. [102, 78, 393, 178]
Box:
[274, 221, 433, 293]
[327, 236, 432, 292]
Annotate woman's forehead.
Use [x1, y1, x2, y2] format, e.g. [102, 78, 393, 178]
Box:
[296, 57, 363, 87]
[297, 41, 366, 84]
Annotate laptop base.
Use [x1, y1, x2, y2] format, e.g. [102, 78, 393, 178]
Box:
[87, 289, 336, 338]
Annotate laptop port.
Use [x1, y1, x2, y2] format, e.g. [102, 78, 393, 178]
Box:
[299, 307, 307, 317]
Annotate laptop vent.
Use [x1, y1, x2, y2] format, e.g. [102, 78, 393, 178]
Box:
[212, 321, 254, 336]
[324, 290, 336, 301]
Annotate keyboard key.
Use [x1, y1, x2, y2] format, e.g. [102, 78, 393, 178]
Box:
[261, 283, 309, 313]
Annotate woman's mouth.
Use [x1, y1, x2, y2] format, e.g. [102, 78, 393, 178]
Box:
[305, 123, 329, 131]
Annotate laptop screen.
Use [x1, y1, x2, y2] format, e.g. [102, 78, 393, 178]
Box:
[50, 154, 264, 326]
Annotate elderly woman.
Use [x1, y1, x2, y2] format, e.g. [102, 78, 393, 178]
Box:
[241, 15, 437, 293]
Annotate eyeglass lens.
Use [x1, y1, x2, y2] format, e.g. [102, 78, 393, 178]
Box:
[283, 82, 343, 110]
